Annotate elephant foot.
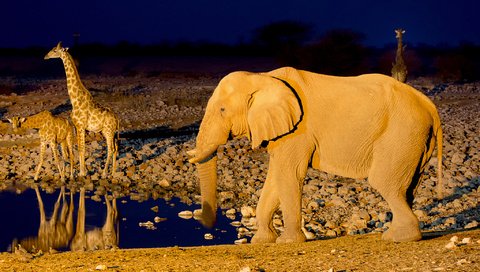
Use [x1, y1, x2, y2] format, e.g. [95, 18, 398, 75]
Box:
[382, 226, 422, 242]
[276, 230, 306, 243]
[251, 229, 278, 244]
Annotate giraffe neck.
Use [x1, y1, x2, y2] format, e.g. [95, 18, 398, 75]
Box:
[22, 112, 49, 129]
[395, 37, 404, 63]
[59, 51, 92, 105]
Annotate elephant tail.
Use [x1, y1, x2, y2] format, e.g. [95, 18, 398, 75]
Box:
[434, 118, 443, 199]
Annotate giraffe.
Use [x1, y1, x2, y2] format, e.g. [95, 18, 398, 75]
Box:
[9, 111, 75, 181]
[391, 28, 408, 83]
[44, 42, 119, 178]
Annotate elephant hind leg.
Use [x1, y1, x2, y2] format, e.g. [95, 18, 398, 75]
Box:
[368, 158, 422, 242]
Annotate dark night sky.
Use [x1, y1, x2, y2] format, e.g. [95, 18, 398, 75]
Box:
[1, 0, 479, 48]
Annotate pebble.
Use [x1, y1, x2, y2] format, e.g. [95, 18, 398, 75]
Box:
[154, 216, 166, 223]
[240, 206, 255, 218]
[95, 264, 107, 270]
[234, 238, 248, 245]
[178, 210, 193, 219]
[204, 233, 214, 240]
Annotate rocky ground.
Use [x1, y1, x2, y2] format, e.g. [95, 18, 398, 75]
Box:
[0, 73, 479, 271]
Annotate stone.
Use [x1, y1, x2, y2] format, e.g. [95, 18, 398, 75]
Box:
[235, 238, 248, 245]
[464, 221, 478, 229]
[158, 179, 170, 188]
[329, 197, 347, 208]
[413, 209, 427, 219]
[204, 233, 214, 240]
[240, 206, 256, 218]
[95, 264, 107, 270]
[178, 210, 193, 219]
[154, 216, 166, 223]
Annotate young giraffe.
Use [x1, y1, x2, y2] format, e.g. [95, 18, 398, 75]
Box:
[9, 111, 75, 181]
[44, 42, 119, 178]
[391, 28, 408, 83]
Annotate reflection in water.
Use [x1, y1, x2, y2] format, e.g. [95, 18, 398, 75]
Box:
[13, 185, 119, 253]
[71, 187, 118, 251]
[2, 182, 238, 252]
[14, 185, 74, 253]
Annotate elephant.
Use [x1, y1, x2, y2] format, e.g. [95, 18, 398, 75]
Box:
[187, 67, 443, 243]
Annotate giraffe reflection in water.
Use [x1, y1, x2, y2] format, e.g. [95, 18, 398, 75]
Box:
[71, 187, 119, 251]
[14, 185, 74, 253]
[14, 186, 119, 253]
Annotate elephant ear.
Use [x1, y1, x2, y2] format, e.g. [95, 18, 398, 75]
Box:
[247, 75, 302, 149]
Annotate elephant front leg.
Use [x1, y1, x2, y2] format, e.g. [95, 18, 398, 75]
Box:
[270, 150, 309, 243]
[251, 170, 280, 244]
[276, 177, 306, 243]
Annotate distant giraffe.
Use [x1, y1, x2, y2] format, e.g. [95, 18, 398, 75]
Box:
[44, 42, 119, 178]
[391, 28, 407, 83]
[9, 111, 75, 181]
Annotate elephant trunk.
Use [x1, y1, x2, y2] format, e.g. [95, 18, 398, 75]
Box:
[196, 156, 218, 228]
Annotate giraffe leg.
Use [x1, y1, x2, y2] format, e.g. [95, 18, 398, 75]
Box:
[66, 134, 75, 180]
[52, 142, 65, 182]
[34, 142, 46, 181]
[102, 131, 114, 178]
[112, 136, 118, 177]
[61, 141, 71, 179]
[77, 129, 86, 177]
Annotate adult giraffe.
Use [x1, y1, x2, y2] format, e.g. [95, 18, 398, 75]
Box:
[45, 42, 119, 178]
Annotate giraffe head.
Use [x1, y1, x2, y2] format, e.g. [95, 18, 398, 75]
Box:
[44, 42, 69, 60]
[395, 29, 405, 39]
[7, 116, 25, 130]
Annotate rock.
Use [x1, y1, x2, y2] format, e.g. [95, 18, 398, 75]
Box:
[240, 206, 255, 218]
[325, 229, 337, 237]
[445, 241, 457, 250]
[234, 238, 248, 245]
[324, 221, 337, 229]
[204, 233, 214, 240]
[413, 209, 427, 219]
[150, 206, 159, 212]
[138, 221, 156, 230]
[95, 264, 107, 270]
[158, 179, 170, 188]
[464, 221, 478, 229]
[154, 216, 166, 223]
[178, 210, 193, 219]
[225, 208, 236, 220]
[302, 227, 316, 240]
[461, 237, 471, 244]
[193, 209, 202, 219]
[328, 197, 347, 207]
[239, 266, 251, 272]
[451, 152, 465, 165]
[230, 221, 242, 227]
[219, 191, 235, 203]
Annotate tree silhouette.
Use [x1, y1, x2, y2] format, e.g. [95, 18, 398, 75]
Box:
[299, 29, 369, 75]
[253, 20, 313, 65]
